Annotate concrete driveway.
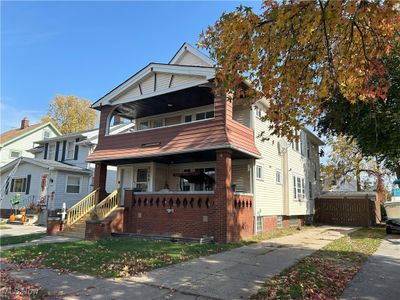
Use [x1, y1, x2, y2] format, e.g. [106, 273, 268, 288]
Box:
[341, 234, 400, 300]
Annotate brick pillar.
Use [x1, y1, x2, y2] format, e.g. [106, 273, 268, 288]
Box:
[94, 162, 107, 202]
[212, 149, 233, 243]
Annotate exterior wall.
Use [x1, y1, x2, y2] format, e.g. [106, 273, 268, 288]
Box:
[0, 162, 53, 210]
[232, 105, 251, 128]
[53, 171, 91, 209]
[251, 101, 322, 220]
[0, 125, 58, 166]
[253, 106, 285, 217]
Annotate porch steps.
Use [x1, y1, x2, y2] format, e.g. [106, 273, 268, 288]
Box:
[111, 232, 214, 244]
[59, 214, 90, 239]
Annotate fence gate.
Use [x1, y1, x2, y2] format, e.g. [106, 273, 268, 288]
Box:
[314, 197, 378, 227]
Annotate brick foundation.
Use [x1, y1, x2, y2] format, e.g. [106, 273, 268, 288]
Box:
[84, 208, 126, 240]
[47, 217, 63, 235]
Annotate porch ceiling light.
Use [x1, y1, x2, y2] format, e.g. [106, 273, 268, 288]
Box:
[167, 103, 173, 107]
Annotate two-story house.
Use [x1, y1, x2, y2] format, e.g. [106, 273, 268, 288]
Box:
[65, 43, 324, 242]
[0, 117, 60, 166]
[0, 123, 133, 216]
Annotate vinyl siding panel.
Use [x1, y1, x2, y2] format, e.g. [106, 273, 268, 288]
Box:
[176, 52, 210, 67]
[54, 171, 91, 209]
[0, 125, 58, 166]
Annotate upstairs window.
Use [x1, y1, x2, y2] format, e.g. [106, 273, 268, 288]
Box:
[152, 119, 163, 128]
[9, 150, 21, 159]
[165, 116, 181, 126]
[195, 111, 214, 121]
[255, 105, 263, 118]
[48, 143, 56, 160]
[184, 115, 192, 123]
[276, 170, 282, 184]
[43, 130, 51, 139]
[256, 165, 263, 180]
[139, 121, 150, 130]
[66, 141, 75, 159]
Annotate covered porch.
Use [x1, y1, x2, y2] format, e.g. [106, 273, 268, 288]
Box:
[92, 149, 255, 242]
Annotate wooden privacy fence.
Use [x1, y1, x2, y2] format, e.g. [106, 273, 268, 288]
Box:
[314, 196, 379, 227]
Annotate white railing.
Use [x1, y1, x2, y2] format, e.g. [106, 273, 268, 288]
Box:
[96, 189, 119, 220]
[66, 189, 98, 226]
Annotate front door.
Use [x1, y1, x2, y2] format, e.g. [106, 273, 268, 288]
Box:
[119, 167, 133, 205]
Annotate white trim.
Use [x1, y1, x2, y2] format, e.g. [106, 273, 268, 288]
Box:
[65, 175, 82, 194]
[169, 43, 215, 66]
[93, 64, 215, 108]
[9, 149, 22, 159]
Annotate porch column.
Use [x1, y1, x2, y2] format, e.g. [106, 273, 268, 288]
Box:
[212, 149, 233, 243]
[93, 162, 107, 202]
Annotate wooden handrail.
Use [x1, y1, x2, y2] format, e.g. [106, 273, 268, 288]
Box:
[96, 189, 119, 220]
[66, 189, 99, 226]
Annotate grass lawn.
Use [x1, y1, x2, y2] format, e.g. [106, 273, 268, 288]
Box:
[2, 238, 241, 278]
[252, 227, 385, 299]
[2, 226, 311, 279]
[0, 233, 46, 246]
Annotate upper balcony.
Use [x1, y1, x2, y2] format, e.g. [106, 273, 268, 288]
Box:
[87, 84, 260, 164]
[87, 55, 260, 164]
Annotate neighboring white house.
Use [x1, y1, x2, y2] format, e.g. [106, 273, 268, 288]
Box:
[0, 117, 61, 167]
[0, 123, 134, 212]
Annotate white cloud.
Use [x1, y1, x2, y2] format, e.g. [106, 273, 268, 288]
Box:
[0, 97, 46, 132]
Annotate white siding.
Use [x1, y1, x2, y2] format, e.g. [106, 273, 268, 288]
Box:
[54, 171, 91, 209]
[175, 51, 210, 67]
[0, 162, 50, 209]
[253, 111, 285, 216]
[170, 74, 205, 89]
[0, 124, 59, 166]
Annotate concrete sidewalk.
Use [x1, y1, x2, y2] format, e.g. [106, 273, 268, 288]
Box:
[3, 226, 356, 300]
[1, 235, 80, 251]
[0, 224, 46, 237]
[341, 234, 400, 300]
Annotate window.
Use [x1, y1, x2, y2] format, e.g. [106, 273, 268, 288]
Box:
[9, 150, 21, 159]
[10, 178, 26, 192]
[256, 216, 263, 233]
[293, 175, 305, 200]
[255, 105, 262, 118]
[152, 119, 163, 128]
[194, 168, 215, 191]
[66, 141, 75, 159]
[195, 111, 214, 121]
[300, 133, 305, 156]
[139, 121, 149, 130]
[48, 143, 56, 160]
[297, 177, 302, 199]
[184, 115, 192, 123]
[277, 216, 283, 228]
[66, 176, 81, 193]
[43, 130, 51, 139]
[290, 216, 298, 226]
[165, 116, 181, 126]
[256, 165, 263, 180]
[180, 169, 191, 191]
[276, 170, 282, 184]
[196, 112, 205, 120]
[205, 111, 214, 119]
[309, 181, 313, 199]
[136, 168, 149, 192]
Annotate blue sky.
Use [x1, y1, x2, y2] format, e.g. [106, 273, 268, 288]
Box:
[1, 1, 259, 131]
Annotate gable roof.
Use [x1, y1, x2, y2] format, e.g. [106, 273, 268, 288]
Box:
[0, 122, 61, 148]
[0, 157, 92, 174]
[169, 43, 215, 66]
[92, 43, 216, 109]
